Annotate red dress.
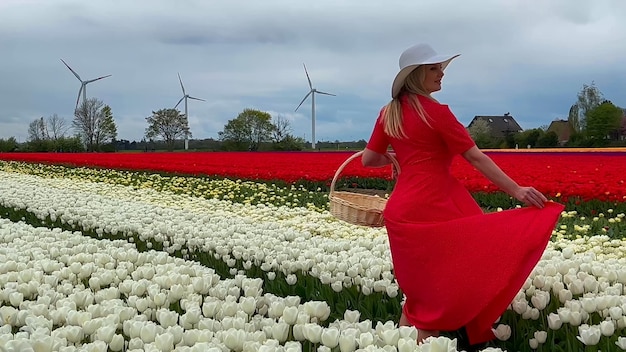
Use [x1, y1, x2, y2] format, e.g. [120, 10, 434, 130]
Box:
[366, 95, 564, 344]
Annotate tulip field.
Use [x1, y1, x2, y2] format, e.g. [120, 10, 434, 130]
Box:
[0, 150, 626, 352]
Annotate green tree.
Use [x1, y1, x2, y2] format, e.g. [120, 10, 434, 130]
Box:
[572, 82, 604, 132]
[219, 108, 274, 151]
[467, 119, 497, 148]
[514, 128, 544, 148]
[535, 131, 559, 147]
[585, 101, 623, 146]
[0, 137, 18, 152]
[145, 108, 191, 151]
[73, 98, 117, 151]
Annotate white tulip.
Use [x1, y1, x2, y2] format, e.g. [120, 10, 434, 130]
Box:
[528, 338, 539, 349]
[32, 336, 54, 352]
[140, 323, 158, 343]
[95, 325, 116, 344]
[419, 336, 458, 351]
[109, 334, 125, 352]
[155, 332, 174, 352]
[577, 325, 601, 346]
[292, 323, 305, 341]
[530, 291, 550, 310]
[223, 328, 246, 351]
[202, 300, 220, 318]
[320, 326, 340, 348]
[357, 331, 374, 348]
[493, 324, 511, 341]
[282, 306, 299, 325]
[609, 306, 623, 320]
[547, 313, 563, 330]
[343, 310, 360, 324]
[600, 320, 615, 336]
[397, 337, 418, 352]
[338, 329, 358, 352]
[534, 330, 547, 344]
[9, 291, 23, 307]
[183, 329, 200, 346]
[156, 309, 179, 328]
[268, 301, 286, 319]
[355, 320, 372, 333]
[271, 321, 289, 343]
[581, 297, 598, 313]
[616, 336, 626, 350]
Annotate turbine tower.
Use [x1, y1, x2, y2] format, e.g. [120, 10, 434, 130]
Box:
[60, 59, 111, 109]
[174, 73, 205, 150]
[294, 63, 335, 150]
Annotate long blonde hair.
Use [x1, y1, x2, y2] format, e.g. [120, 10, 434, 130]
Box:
[381, 66, 434, 139]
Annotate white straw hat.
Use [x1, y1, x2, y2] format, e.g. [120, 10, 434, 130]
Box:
[391, 43, 460, 98]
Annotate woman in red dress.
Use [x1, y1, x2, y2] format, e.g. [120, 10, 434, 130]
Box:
[362, 43, 564, 345]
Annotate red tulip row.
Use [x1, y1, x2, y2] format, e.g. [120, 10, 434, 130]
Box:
[0, 151, 624, 202]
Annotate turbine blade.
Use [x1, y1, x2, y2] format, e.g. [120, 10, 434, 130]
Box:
[295, 91, 312, 112]
[178, 73, 186, 95]
[174, 96, 185, 109]
[75, 86, 83, 109]
[316, 90, 336, 96]
[86, 74, 112, 83]
[188, 96, 205, 102]
[303, 63, 312, 89]
[61, 59, 82, 81]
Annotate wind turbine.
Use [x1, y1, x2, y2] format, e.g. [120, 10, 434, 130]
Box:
[294, 63, 335, 150]
[174, 73, 205, 150]
[60, 59, 111, 109]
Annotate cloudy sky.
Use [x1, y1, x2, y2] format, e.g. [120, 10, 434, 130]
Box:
[1, 0, 625, 144]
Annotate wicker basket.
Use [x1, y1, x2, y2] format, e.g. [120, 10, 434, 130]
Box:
[329, 150, 400, 227]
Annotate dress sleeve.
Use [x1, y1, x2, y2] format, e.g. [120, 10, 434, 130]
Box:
[433, 105, 476, 155]
[366, 111, 390, 154]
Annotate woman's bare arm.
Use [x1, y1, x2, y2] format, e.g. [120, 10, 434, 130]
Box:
[462, 146, 547, 208]
[361, 148, 393, 168]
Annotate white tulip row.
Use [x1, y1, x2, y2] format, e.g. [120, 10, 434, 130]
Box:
[0, 218, 505, 352]
[0, 171, 398, 298]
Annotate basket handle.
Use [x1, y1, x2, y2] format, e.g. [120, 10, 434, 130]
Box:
[330, 150, 401, 195]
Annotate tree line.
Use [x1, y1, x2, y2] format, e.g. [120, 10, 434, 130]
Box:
[1, 82, 624, 153]
[0, 99, 310, 152]
[467, 82, 626, 149]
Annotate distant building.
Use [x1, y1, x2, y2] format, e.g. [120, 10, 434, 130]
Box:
[547, 119, 576, 146]
[467, 113, 523, 139]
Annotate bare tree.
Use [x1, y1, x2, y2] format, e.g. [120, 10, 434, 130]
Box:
[270, 114, 292, 143]
[27, 117, 48, 141]
[73, 98, 117, 151]
[47, 114, 69, 140]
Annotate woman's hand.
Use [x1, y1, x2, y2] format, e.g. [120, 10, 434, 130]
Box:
[513, 186, 548, 208]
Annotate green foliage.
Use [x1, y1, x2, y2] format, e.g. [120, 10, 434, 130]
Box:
[585, 101, 623, 146]
[145, 108, 191, 151]
[219, 108, 274, 151]
[0, 137, 18, 152]
[514, 128, 544, 148]
[73, 98, 118, 151]
[272, 135, 306, 151]
[536, 130, 559, 147]
[575, 81, 604, 132]
[24, 136, 84, 152]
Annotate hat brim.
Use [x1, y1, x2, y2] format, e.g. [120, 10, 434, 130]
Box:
[391, 54, 460, 98]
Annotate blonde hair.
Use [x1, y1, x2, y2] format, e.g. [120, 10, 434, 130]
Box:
[381, 65, 435, 139]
